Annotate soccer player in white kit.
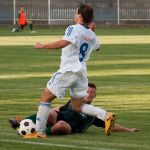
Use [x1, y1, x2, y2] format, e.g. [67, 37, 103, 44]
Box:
[26, 4, 116, 138]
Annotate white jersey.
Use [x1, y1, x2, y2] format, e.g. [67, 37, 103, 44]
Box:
[59, 24, 100, 76]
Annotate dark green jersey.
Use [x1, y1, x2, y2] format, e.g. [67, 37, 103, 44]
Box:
[58, 100, 105, 133]
[57, 109, 95, 133]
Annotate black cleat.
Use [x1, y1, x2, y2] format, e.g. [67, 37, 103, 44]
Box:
[8, 116, 23, 129]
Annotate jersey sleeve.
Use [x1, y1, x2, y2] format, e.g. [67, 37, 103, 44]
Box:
[63, 25, 78, 46]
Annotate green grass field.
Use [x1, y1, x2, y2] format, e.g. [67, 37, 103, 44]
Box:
[0, 26, 150, 150]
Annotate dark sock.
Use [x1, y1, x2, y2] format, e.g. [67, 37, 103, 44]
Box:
[15, 28, 19, 32]
[21, 25, 24, 31]
[30, 24, 33, 31]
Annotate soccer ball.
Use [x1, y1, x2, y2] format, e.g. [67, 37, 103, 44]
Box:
[18, 119, 36, 136]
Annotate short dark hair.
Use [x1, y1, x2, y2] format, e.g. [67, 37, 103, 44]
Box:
[78, 3, 94, 24]
[88, 83, 96, 89]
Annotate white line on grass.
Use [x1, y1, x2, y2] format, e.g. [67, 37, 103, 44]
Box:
[0, 139, 119, 150]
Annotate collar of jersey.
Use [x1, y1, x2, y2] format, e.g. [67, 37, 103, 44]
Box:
[80, 24, 89, 29]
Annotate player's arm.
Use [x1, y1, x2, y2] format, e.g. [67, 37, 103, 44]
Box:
[89, 22, 96, 32]
[51, 107, 60, 112]
[93, 118, 140, 132]
[92, 35, 100, 51]
[93, 40, 100, 51]
[89, 22, 100, 51]
[35, 40, 70, 49]
[111, 124, 141, 132]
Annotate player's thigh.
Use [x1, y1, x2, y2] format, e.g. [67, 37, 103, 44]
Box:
[47, 71, 78, 99]
[70, 75, 88, 99]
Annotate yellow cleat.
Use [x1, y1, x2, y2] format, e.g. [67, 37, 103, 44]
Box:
[23, 132, 38, 139]
[37, 132, 48, 138]
[105, 112, 116, 136]
[23, 132, 47, 139]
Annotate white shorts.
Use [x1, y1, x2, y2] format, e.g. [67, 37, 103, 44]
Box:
[47, 71, 88, 99]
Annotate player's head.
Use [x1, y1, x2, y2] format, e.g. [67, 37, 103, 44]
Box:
[75, 3, 94, 24]
[20, 6, 24, 11]
[84, 83, 96, 104]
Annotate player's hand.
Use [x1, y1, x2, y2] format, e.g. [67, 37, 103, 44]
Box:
[35, 42, 43, 49]
[129, 128, 141, 132]
[89, 22, 96, 32]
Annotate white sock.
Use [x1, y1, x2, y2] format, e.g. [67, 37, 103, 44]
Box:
[36, 102, 51, 133]
[81, 104, 107, 121]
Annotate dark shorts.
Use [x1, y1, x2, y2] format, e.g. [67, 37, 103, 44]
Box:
[57, 109, 104, 133]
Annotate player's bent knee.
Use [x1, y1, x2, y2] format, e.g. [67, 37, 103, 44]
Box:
[51, 121, 71, 135]
[47, 110, 57, 125]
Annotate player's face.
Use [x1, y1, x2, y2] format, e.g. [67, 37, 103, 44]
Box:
[20, 7, 24, 12]
[84, 87, 96, 104]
